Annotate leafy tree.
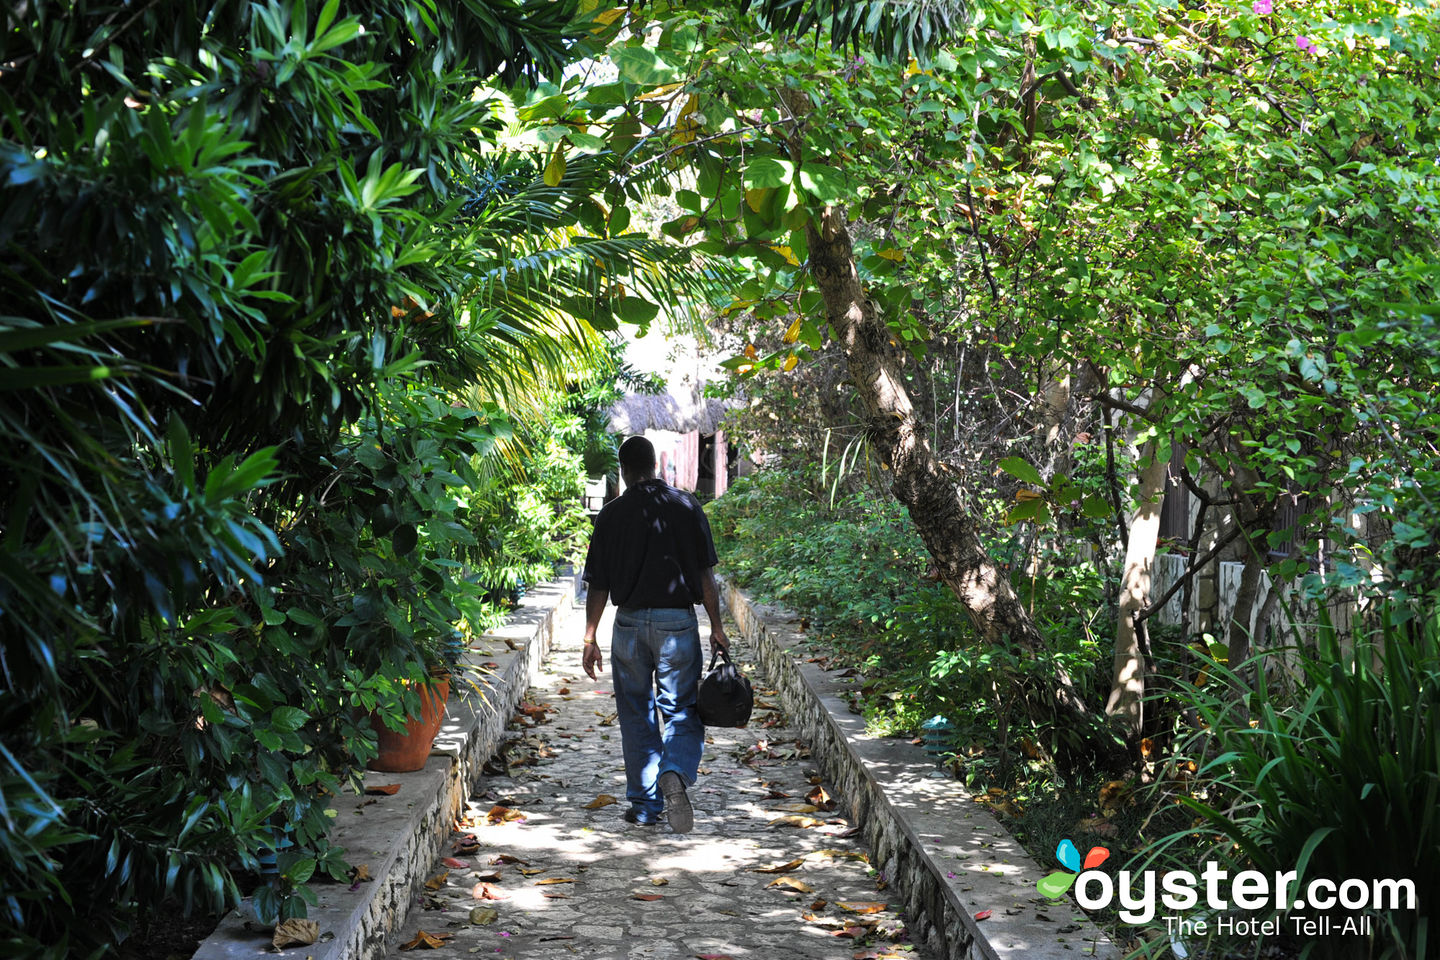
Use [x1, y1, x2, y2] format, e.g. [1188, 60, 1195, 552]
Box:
[539, 0, 1439, 757]
[0, 0, 705, 953]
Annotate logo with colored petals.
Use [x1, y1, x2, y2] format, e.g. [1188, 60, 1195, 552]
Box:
[1036, 839, 1110, 898]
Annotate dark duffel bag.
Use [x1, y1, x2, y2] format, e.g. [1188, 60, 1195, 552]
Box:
[696, 648, 753, 728]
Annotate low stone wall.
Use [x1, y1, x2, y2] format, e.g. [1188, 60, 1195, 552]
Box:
[720, 579, 1120, 960]
[192, 578, 577, 960]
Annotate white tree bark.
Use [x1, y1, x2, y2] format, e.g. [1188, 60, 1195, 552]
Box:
[1105, 440, 1168, 737]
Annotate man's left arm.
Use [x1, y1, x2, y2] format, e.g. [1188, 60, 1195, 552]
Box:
[700, 567, 729, 658]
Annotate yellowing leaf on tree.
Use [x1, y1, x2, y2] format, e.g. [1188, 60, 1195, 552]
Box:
[543, 148, 566, 187]
[782, 316, 802, 344]
[745, 187, 772, 213]
[679, 216, 700, 234]
[674, 94, 700, 143]
[876, 247, 905, 262]
[1014, 489, 1044, 502]
[783, 354, 799, 372]
[744, 343, 758, 360]
[584, 794, 619, 809]
[636, 82, 683, 101]
[593, 7, 625, 26]
[767, 876, 814, 893]
[770, 244, 800, 265]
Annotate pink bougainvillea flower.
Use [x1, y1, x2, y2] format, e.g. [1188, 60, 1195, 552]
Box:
[1252, 0, 1272, 14]
[1295, 35, 1314, 52]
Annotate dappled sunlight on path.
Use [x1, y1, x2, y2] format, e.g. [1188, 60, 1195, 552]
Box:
[385, 606, 938, 960]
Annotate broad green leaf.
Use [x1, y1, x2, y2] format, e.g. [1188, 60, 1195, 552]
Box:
[998, 456, 1044, 487]
[798, 163, 850, 203]
[744, 157, 795, 189]
[611, 45, 679, 85]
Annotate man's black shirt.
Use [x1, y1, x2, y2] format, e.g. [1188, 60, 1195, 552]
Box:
[582, 478, 719, 609]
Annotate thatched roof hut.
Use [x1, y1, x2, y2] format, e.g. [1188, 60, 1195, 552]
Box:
[605, 384, 736, 436]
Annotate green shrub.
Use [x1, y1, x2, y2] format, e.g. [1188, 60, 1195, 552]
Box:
[710, 469, 1108, 773]
[1139, 602, 1440, 960]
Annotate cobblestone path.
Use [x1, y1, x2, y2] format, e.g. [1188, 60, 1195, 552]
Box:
[385, 605, 939, 960]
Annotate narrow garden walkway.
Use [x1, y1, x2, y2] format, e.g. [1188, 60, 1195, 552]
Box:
[384, 605, 934, 960]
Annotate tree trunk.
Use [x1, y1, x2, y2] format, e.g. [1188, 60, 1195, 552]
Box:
[804, 203, 1113, 762]
[1105, 440, 1168, 739]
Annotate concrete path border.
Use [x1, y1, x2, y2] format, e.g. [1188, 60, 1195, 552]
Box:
[193, 577, 578, 960]
[720, 579, 1120, 960]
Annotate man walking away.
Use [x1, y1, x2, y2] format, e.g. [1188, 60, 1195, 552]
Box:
[580, 436, 730, 832]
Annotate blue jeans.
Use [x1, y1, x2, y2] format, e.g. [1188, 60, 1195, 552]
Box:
[610, 607, 704, 819]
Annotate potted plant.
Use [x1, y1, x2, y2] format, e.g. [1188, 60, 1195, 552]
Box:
[366, 631, 465, 772]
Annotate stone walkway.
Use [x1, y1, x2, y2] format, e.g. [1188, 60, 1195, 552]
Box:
[384, 605, 939, 960]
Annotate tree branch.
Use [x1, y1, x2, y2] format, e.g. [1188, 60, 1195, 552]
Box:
[1136, 520, 1244, 623]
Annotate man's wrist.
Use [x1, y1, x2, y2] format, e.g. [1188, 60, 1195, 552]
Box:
[583, 639, 599, 646]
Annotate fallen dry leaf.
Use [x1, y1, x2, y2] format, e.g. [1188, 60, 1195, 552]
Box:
[817, 849, 870, 864]
[348, 863, 371, 883]
[834, 926, 870, 939]
[486, 805, 523, 823]
[583, 794, 619, 809]
[769, 815, 824, 828]
[492, 854, 528, 865]
[974, 909, 993, 921]
[766, 876, 814, 893]
[535, 877, 575, 885]
[518, 867, 543, 876]
[271, 918, 319, 949]
[453, 836, 480, 854]
[469, 907, 499, 925]
[774, 803, 823, 814]
[542, 892, 569, 900]
[752, 858, 806, 874]
[365, 783, 401, 795]
[650, 877, 669, 886]
[633, 893, 664, 901]
[424, 871, 448, 891]
[471, 882, 507, 900]
[854, 950, 907, 959]
[809, 899, 828, 911]
[838, 902, 887, 914]
[807, 785, 835, 808]
[696, 955, 737, 960]
[399, 930, 453, 951]
[442, 856, 469, 869]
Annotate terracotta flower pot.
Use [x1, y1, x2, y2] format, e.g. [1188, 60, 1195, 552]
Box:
[367, 678, 451, 773]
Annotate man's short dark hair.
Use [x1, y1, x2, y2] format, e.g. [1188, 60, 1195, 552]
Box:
[618, 435, 656, 474]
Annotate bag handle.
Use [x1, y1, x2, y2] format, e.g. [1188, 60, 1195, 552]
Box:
[707, 647, 733, 672]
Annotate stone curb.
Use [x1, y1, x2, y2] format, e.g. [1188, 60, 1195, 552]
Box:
[193, 578, 577, 960]
[720, 579, 1120, 960]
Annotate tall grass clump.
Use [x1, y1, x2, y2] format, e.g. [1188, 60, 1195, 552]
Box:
[1141, 602, 1438, 960]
